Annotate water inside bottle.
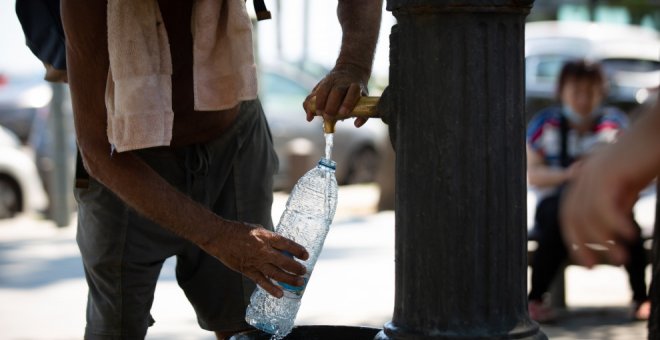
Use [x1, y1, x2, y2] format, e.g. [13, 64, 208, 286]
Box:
[324, 132, 333, 160]
[270, 335, 284, 340]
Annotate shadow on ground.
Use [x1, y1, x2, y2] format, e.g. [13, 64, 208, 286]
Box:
[540, 307, 647, 339]
[0, 236, 84, 289]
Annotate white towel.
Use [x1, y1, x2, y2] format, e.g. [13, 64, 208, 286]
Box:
[106, 0, 258, 152]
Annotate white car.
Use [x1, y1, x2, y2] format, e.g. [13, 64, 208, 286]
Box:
[260, 63, 389, 191]
[0, 125, 48, 218]
[525, 21, 660, 118]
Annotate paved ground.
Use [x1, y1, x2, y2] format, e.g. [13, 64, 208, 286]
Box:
[0, 184, 653, 339]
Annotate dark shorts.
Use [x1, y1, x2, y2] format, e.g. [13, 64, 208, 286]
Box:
[75, 100, 278, 339]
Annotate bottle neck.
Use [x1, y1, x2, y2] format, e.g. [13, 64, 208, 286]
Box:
[318, 158, 336, 172]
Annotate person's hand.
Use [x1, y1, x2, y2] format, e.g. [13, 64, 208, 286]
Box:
[560, 150, 640, 268]
[303, 63, 370, 128]
[200, 221, 309, 298]
[561, 102, 660, 268]
[565, 159, 583, 180]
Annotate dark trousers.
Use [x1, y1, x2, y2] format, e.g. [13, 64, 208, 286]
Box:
[529, 194, 648, 304]
[648, 193, 660, 339]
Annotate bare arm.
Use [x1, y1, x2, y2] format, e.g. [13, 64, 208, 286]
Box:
[303, 0, 383, 127]
[561, 103, 660, 267]
[335, 0, 382, 82]
[526, 145, 572, 188]
[61, 0, 307, 298]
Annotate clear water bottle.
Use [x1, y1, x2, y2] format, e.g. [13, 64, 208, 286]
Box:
[245, 157, 338, 337]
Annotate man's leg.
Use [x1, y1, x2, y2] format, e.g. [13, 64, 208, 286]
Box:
[76, 143, 201, 339]
[76, 177, 183, 339]
[177, 99, 278, 336]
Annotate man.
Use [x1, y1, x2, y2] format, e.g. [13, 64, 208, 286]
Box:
[61, 0, 382, 339]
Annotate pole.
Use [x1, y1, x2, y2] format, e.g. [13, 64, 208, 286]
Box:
[301, 0, 310, 66]
[49, 82, 71, 227]
[376, 1, 545, 338]
[588, 0, 597, 22]
[276, 0, 282, 59]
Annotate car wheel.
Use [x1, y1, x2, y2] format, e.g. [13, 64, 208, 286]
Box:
[0, 176, 21, 219]
[345, 146, 379, 185]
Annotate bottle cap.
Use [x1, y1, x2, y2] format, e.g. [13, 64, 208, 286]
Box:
[318, 158, 336, 170]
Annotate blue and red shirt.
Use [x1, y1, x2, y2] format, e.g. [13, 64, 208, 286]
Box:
[526, 106, 628, 168]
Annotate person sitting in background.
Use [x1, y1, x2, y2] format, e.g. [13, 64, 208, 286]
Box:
[526, 59, 650, 323]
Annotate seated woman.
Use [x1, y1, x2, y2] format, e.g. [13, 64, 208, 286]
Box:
[526, 59, 650, 323]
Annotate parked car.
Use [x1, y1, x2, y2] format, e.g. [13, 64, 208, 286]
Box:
[0, 72, 51, 143]
[0, 1, 51, 143]
[0, 71, 77, 217]
[0, 125, 48, 218]
[525, 21, 660, 119]
[260, 63, 388, 191]
[27, 84, 77, 206]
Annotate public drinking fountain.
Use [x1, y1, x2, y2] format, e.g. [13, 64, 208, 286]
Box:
[233, 1, 546, 339]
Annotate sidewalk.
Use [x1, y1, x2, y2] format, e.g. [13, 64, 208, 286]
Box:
[0, 184, 651, 339]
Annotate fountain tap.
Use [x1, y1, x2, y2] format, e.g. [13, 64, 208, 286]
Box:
[308, 96, 382, 133]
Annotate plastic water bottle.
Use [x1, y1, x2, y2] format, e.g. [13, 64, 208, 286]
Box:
[245, 157, 338, 338]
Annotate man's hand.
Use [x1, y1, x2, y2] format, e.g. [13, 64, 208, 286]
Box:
[303, 0, 382, 129]
[560, 152, 639, 268]
[200, 221, 309, 298]
[560, 103, 660, 268]
[303, 63, 370, 128]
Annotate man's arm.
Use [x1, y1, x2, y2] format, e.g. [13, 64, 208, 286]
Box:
[561, 102, 660, 268]
[61, 0, 307, 298]
[304, 0, 383, 127]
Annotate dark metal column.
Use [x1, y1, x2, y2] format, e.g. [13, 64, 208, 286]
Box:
[377, 1, 545, 339]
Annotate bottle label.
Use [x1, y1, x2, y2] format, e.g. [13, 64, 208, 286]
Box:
[278, 276, 309, 299]
[277, 250, 309, 299]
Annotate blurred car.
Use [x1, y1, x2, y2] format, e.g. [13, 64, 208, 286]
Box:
[0, 124, 48, 218]
[27, 85, 77, 212]
[0, 72, 52, 143]
[525, 21, 660, 119]
[260, 63, 388, 191]
[0, 71, 76, 218]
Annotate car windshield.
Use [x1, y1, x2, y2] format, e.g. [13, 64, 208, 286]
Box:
[601, 58, 660, 74]
[537, 56, 566, 82]
[527, 55, 660, 85]
[261, 72, 309, 116]
[526, 55, 571, 85]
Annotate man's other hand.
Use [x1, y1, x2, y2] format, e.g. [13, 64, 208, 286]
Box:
[201, 222, 309, 298]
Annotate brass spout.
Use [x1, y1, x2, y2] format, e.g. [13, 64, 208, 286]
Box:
[309, 96, 381, 133]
